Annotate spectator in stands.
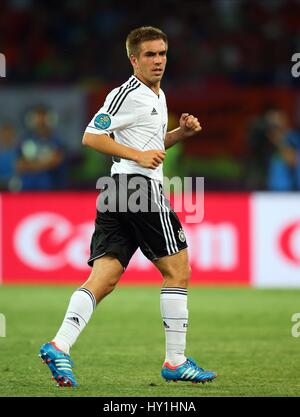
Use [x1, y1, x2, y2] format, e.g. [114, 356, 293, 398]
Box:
[265, 110, 300, 191]
[247, 107, 300, 191]
[16, 105, 66, 190]
[0, 121, 19, 191]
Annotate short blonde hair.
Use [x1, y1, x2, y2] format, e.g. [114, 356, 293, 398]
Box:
[126, 26, 168, 58]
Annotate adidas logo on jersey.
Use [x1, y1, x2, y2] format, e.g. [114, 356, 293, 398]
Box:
[67, 316, 80, 325]
[151, 107, 158, 115]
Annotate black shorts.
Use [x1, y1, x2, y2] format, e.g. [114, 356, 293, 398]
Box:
[88, 174, 188, 268]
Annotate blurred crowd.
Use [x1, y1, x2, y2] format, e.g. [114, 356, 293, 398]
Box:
[0, 104, 111, 192]
[1, 0, 300, 86]
[1, 0, 300, 192]
[0, 106, 66, 191]
[1, 104, 300, 192]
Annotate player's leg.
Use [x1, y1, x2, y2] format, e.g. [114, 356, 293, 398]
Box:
[131, 179, 191, 367]
[52, 255, 124, 354]
[40, 175, 137, 386]
[135, 179, 217, 383]
[81, 255, 124, 303]
[153, 248, 190, 367]
[39, 255, 124, 387]
[50, 182, 136, 356]
[154, 247, 190, 289]
[153, 250, 217, 383]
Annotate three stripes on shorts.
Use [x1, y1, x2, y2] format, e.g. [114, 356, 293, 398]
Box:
[151, 181, 178, 256]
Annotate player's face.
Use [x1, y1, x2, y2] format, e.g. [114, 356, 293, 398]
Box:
[131, 39, 167, 88]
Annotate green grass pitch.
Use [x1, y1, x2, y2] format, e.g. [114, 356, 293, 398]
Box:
[0, 285, 300, 397]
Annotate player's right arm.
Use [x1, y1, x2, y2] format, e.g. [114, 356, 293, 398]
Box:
[82, 132, 165, 169]
[83, 87, 165, 169]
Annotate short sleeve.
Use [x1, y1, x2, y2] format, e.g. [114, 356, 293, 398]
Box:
[85, 88, 136, 136]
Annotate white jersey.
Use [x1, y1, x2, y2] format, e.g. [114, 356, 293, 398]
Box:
[85, 75, 168, 183]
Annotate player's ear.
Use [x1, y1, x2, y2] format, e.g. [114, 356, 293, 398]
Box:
[130, 54, 138, 68]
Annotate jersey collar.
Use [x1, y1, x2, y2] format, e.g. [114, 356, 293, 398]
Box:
[132, 75, 161, 98]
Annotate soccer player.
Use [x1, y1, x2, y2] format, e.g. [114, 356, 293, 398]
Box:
[39, 26, 217, 387]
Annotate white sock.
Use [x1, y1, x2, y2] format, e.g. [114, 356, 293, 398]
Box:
[160, 287, 188, 366]
[52, 288, 96, 354]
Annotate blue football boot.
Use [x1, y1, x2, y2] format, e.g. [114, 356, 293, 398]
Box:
[39, 342, 78, 387]
[162, 357, 217, 384]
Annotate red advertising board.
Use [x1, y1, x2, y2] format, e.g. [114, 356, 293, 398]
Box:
[1, 192, 250, 285]
[2, 192, 97, 284]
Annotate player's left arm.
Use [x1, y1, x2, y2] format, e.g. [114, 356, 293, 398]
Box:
[164, 113, 202, 149]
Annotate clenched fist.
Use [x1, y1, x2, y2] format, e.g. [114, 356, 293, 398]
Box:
[179, 113, 202, 137]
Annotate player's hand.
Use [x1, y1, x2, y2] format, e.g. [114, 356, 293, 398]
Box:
[179, 113, 202, 137]
[136, 150, 166, 169]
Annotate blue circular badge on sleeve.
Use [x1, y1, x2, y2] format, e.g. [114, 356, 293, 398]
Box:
[94, 113, 111, 129]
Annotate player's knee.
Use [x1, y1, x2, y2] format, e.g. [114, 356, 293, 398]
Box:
[83, 268, 122, 303]
[104, 277, 119, 295]
[180, 264, 191, 286]
[163, 263, 191, 287]
[98, 271, 121, 296]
